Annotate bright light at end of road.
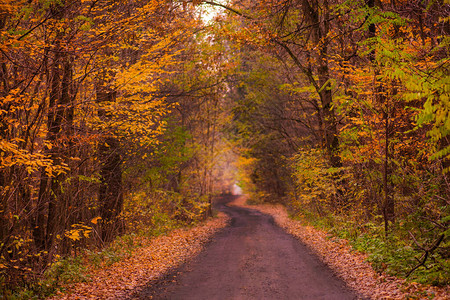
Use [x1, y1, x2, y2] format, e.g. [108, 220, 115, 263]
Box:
[232, 184, 242, 195]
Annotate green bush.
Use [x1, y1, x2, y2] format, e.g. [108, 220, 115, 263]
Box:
[3, 256, 90, 299]
[337, 219, 449, 286]
[43, 256, 89, 287]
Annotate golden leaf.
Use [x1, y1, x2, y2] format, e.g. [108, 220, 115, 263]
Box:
[91, 216, 102, 224]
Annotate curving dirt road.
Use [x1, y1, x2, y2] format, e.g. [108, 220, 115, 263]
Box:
[134, 196, 359, 299]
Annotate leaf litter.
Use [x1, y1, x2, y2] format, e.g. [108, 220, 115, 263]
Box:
[50, 212, 229, 299]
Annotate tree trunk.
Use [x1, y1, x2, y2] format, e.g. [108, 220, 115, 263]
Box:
[35, 42, 62, 252]
[383, 103, 394, 233]
[96, 89, 123, 243]
[367, 0, 394, 232]
[33, 31, 75, 253]
[302, 0, 341, 168]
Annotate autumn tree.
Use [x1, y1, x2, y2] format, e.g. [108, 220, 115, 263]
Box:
[0, 0, 208, 289]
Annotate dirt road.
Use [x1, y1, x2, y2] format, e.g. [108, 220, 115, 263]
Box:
[134, 196, 359, 299]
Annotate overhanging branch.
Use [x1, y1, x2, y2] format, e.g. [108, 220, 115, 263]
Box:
[202, 1, 253, 19]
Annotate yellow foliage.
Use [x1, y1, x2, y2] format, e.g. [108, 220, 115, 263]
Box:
[236, 154, 258, 195]
[65, 224, 93, 241]
[90, 217, 101, 225]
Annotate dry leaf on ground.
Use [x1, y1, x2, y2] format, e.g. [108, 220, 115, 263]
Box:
[50, 213, 229, 300]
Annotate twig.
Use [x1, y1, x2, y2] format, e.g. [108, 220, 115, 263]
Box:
[406, 233, 445, 278]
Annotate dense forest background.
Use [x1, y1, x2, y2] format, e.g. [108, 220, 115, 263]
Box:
[0, 0, 449, 296]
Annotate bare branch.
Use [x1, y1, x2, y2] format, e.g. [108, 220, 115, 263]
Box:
[406, 233, 445, 278]
[202, 1, 254, 19]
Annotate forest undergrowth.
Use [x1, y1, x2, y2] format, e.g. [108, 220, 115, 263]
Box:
[300, 211, 450, 287]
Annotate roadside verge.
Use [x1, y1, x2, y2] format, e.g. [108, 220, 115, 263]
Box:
[50, 213, 229, 299]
